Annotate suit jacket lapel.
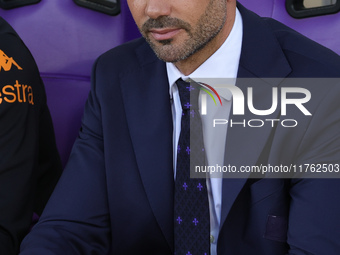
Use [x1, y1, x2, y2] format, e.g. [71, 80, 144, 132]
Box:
[220, 3, 292, 230]
[120, 42, 174, 251]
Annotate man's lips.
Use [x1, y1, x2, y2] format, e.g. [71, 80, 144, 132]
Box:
[149, 28, 182, 41]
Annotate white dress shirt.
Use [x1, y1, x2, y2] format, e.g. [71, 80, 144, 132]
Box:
[166, 8, 243, 255]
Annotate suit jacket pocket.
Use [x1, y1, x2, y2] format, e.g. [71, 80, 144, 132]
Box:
[264, 215, 288, 242]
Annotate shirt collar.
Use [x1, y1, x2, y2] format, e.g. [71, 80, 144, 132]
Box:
[167, 8, 243, 101]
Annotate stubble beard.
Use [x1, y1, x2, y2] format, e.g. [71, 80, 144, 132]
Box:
[140, 0, 227, 63]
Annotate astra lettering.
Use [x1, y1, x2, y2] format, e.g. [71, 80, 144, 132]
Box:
[0, 80, 34, 105]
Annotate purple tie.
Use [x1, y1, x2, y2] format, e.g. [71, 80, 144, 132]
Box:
[174, 79, 210, 255]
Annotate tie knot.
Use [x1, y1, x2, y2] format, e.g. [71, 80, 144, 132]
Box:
[176, 78, 200, 111]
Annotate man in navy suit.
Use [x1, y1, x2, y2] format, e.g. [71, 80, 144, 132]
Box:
[21, 0, 340, 254]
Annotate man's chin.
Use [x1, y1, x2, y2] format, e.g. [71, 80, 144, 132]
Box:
[144, 36, 184, 61]
[147, 43, 177, 62]
[153, 50, 184, 63]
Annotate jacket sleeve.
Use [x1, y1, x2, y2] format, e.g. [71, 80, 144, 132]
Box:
[286, 82, 340, 255]
[20, 56, 111, 255]
[0, 17, 62, 254]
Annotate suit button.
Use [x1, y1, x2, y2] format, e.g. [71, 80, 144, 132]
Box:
[210, 235, 215, 244]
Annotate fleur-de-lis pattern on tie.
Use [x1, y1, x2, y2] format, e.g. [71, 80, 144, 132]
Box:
[174, 79, 210, 255]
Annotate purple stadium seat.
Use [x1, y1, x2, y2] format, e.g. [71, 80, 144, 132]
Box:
[0, 0, 140, 166]
[239, 0, 340, 55]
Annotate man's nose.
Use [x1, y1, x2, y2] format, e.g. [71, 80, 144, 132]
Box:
[145, 0, 171, 20]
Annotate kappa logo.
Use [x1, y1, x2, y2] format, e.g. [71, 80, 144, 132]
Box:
[0, 49, 23, 72]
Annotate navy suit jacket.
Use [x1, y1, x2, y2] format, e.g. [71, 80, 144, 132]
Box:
[21, 4, 340, 255]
